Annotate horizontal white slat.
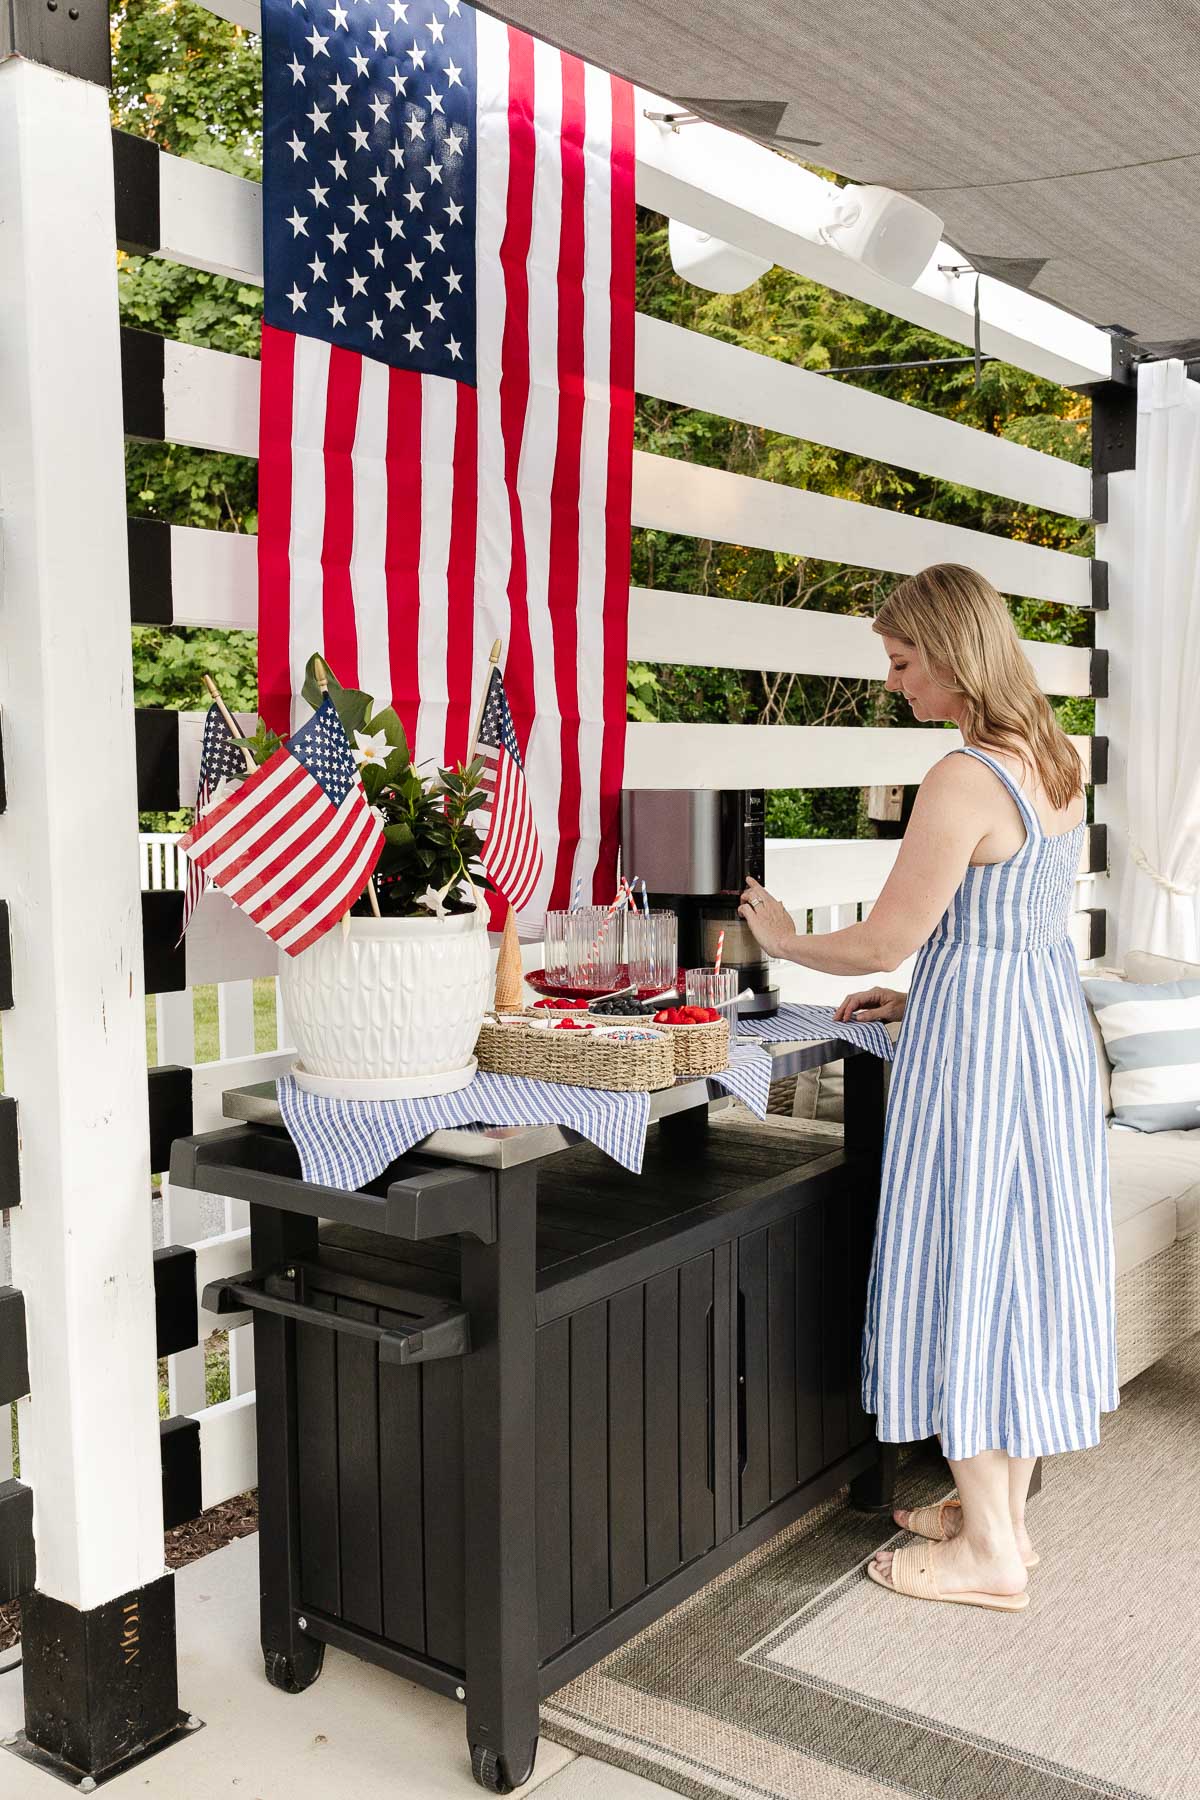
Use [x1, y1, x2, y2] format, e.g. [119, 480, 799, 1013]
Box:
[140, 62, 1112, 388]
[765, 832, 1097, 906]
[146, 346, 1090, 606]
[194, 1227, 253, 1335]
[168, 524, 255, 628]
[191, 1048, 295, 1134]
[151, 527, 1094, 694]
[629, 587, 1092, 695]
[636, 315, 1092, 520]
[164, 339, 258, 458]
[160, 152, 261, 283]
[633, 92, 1113, 390]
[132, 145, 1091, 519]
[193, 1390, 257, 1511]
[633, 451, 1092, 608]
[625, 723, 1095, 788]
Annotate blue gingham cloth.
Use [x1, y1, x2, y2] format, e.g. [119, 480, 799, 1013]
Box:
[276, 1044, 775, 1188]
[737, 1002, 896, 1062]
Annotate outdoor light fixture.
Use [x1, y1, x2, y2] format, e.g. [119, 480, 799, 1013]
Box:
[818, 185, 945, 287]
[668, 218, 772, 293]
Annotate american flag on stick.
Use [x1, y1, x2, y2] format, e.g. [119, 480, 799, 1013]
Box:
[178, 702, 254, 942]
[177, 696, 384, 956]
[475, 662, 542, 913]
[256, 0, 635, 936]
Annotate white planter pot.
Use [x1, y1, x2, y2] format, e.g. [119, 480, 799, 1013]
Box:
[278, 910, 492, 1096]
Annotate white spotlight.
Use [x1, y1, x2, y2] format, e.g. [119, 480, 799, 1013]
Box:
[668, 217, 772, 294]
[818, 185, 945, 288]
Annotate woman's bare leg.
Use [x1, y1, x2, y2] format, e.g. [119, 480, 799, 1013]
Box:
[873, 1446, 1027, 1596]
[893, 1442, 1038, 1561]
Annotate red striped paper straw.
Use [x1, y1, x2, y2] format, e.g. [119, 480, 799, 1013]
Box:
[714, 929, 725, 973]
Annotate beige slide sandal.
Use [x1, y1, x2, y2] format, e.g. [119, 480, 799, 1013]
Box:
[901, 1496, 1040, 1568]
[867, 1541, 1030, 1612]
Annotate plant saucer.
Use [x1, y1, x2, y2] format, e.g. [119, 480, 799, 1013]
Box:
[290, 1058, 478, 1102]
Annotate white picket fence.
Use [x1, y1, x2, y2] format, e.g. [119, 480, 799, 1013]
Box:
[141, 831, 188, 891]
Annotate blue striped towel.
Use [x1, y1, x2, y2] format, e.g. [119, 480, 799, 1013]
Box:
[276, 1045, 775, 1188]
[737, 1002, 896, 1063]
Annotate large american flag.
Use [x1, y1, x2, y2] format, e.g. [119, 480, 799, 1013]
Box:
[257, 0, 635, 936]
[179, 703, 251, 941]
[177, 696, 385, 955]
[476, 663, 542, 910]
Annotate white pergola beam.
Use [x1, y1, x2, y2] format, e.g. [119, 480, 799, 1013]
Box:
[0, 59, 165, 1609]
[633, 92, 1114, 390]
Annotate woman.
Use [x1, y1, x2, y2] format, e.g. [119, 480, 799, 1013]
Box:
[737, 562, 1119, 1615]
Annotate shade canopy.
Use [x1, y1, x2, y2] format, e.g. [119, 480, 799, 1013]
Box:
[479, 0, 1200, 355]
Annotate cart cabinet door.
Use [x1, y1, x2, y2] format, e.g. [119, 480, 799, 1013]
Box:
[535, 1248, 726, 1663]
[735, 1205, 826, 1528]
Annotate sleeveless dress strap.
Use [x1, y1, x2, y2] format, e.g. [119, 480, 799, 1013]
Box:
[950, 745, 1041, 837]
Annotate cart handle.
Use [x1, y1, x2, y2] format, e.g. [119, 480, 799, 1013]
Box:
[201, 1270, 470, 1366]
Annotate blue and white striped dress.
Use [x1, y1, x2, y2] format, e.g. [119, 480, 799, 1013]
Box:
[860, 745, 1121, 1460]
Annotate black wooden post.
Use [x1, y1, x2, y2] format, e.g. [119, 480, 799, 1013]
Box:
[249, 1203, 326, 1694]
[841, 1050, 899, 1511]
[458, 1166, 540, 1793]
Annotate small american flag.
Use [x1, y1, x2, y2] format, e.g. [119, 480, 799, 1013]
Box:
[256, 0, 635, 935]
[178, 703, 251, 942]
[476, 663, 542, 912]
[177, 696, 384, 956]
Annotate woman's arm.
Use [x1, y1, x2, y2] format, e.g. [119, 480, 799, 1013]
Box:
[738, 755, 984, 975]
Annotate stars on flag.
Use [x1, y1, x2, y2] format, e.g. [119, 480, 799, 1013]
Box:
[264, 0, 475, 379]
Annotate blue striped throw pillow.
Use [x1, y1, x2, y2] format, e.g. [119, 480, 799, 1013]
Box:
[1081, 978, 1200, 1133]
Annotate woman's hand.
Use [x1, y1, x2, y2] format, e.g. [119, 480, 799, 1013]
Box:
[832, 986, 907, 1024]
[737, 876, 797, 960]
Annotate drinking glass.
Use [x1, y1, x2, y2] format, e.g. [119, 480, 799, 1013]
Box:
[626, 909, 678, 992]
[566, 905, 621, 993]
[685, 966, 740, 1030]
[543, 909, 571, 984]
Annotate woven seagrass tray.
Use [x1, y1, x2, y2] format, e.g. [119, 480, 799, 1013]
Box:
[628, 1015, 730, 1078]
[475, 1018, 675, 1091]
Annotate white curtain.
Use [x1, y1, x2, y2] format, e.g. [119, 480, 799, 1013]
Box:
[1117, 359, 1200, 960]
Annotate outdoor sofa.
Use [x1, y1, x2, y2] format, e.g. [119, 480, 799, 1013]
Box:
[767, 947, 1200, 1388]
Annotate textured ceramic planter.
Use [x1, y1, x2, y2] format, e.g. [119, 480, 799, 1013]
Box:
[278, 909, 492, 1094]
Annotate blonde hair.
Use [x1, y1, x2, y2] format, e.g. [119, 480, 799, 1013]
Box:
[872, 563, 1085, 810]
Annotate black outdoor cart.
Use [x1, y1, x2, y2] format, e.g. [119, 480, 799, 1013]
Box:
[170, 1034, 896, 1794]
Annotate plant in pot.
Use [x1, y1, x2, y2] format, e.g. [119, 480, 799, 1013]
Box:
[237, 656, 497, 1099]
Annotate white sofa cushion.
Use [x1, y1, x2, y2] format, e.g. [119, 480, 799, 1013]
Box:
[1107, 1125, 1200, 1276]
[1124, 948, 1200, 984]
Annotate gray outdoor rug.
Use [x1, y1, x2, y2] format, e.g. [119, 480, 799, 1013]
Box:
[542, 1334, 1200, 1800]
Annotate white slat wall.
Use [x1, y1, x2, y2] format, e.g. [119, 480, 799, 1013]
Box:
[127, 106, 1107, 1513]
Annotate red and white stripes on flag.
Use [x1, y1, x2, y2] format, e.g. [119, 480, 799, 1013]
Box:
[257, 12, 635, 939]
[476, 664, 543, 911]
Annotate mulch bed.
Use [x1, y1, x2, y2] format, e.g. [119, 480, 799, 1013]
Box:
[0, 1492, 259, 1658]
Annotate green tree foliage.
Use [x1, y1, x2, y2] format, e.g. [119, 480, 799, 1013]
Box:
[116, 9, 1094, 840]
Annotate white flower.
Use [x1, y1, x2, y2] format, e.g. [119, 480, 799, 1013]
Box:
[418, 883, 449, 917]
[370, 804, 389, 827]
[352, 727, 390, 768]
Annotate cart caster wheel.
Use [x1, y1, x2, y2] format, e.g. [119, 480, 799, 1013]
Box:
[264, 1644, 325, 1693]
[471, 1739, 538, 1793]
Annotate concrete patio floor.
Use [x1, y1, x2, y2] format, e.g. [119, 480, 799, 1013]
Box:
[0, 1535, 672, 1800]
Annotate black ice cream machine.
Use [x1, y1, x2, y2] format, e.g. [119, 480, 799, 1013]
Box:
[620, 788, 780, 1017]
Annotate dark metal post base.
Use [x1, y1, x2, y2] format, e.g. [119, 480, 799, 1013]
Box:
[11, 1573, 198, 1786]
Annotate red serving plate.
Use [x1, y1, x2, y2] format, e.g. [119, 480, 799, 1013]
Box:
[525, 965, 686, 1002]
